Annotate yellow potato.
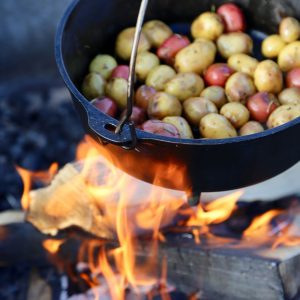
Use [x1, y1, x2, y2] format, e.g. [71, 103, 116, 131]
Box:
[267, 104, 300, 128]
[279, 17, 300, 43]
[105, 78, 128, 109]
[164, 72, 204, 102]
[175, 40, 216, 74]
[146, 65, 176, 91]
[136, 51, 160, 81]
[115, 27, 151, 60]
[217, 33, 253, 59]
[82, 73, 106, 100]
[200, 113, 237, 139]
[148, 92, 182, 119]
[89, 54, 117, 79]
[278, 41, 300, 72]
[239, 121, 264, 136]
[143, 20, 173, 48]
[228, 54, 258, 77]
[200, 86, 227, 109]
[163, 116, 194, 138]
[191, 12, 224, 41]
[254, 60, 283, 94]
[262, 35, 286, 58]
[183, 97, 218, 126]
[278, 88, 300, 105]
[220, 102, 250, 128]
[225, 72, 256, 103]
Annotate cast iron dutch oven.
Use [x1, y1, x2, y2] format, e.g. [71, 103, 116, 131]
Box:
[56, 0, 300, 195]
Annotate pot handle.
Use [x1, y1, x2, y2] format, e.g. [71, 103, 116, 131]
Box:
[114, 0, 149, 140]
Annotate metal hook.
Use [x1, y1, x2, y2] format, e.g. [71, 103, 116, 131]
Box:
[115, 0, 149, 135]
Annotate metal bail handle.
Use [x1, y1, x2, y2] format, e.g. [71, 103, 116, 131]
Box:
[115, 0, 149, 138]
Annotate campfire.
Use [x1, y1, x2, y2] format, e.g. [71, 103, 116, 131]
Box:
[2, 136, 298, 300]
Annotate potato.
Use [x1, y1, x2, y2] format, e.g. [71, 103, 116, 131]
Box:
[89, 54, 117, 79]
[105, 78, 128, 109]
[200, 113, 237, 139]
[225, 72, 256, 103]
[141, 120, 180, 138]
[217, 3, 246, 33]
[286, 68, 300, 88]
[183, 97, 218, 126]
[279, 17, 300, 43]
[115, 27, 151, 60]
[120, 106, 146, 126]
[111, 65, 129, 80]
[164, 72, 204, 102]
[262, 35, 286, 58]
[254, 60, 283, 94]
[217, 33, 253, 59]
[143, 20, 173, 48]
[191, 12, 224, 41]
[239, 121, 264, 136]
[200, 86, 227, 108]
[163, 116, 194, 138]
[148, 92, 182, 119]
[247, 92, 278, 123]
[204, 63, 234, 87]
[82, 73, 106, 100]
[228, 54, 258, 77]
[91, 97, 118, 118]
[175, 40, 216, 74]
[135, 51, 160, 81]
[135, 85, 156, 110]
[220, 102, 250, 128]
[157, 34, 190, 65]
[146, 65, 176, 91]
[278, 88, 300, 105]
[267, 104, 300, 129]
[278, 41, 300, 72]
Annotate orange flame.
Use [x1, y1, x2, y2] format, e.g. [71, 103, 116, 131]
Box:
[43, 239, 65, 254]
[17, 135, 300, 299]
[243, 209, 282, 238]
[16, 163, 58, 210]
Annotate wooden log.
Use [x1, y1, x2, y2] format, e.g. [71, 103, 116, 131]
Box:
[144, 235, 300, 300]
[0, 222, 300, 300]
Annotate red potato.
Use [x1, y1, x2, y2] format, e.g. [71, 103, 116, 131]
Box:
[135, 85, 156, 110]
[91, 97, 118, 118]
[110, 65, 130, 80]
[141, 120, 180, 138]
[286, 68, 300, 88]
[157, 34, 190, 65]
[217, 3, 246, 33]
[247, 92, 278, 123]
[120, 106, 147, 126]
[204, 63, 234, 87]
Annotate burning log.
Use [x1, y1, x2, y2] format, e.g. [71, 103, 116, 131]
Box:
[0, 218, 300, 300]
[24, 156, 186, 239]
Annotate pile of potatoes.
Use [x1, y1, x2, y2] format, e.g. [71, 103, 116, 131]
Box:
[82, 3, 300, 139]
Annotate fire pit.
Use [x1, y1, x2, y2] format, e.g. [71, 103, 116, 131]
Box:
[1, 0, 300, 299]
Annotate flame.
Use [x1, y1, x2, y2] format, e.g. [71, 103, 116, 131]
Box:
[243, 209, 282, 238]
[17, 135, 300, 299]
[16, 163, 58, 210]
[70, 136, 186, 299]
[43, 239, 65, 254]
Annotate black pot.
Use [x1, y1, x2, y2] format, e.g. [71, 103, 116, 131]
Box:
[56, 0, 300, 194]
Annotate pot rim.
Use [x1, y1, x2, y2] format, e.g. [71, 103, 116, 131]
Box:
[55, 0, 300, 146]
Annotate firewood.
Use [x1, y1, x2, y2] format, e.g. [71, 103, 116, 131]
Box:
[27, 158, 185, 240]
[0, 222, 300, 300]
[27, 161, 114, 239]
